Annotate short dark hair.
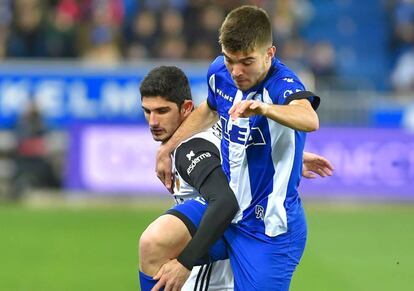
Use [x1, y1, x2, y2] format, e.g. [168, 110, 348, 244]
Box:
[219, 5, 272, 53]
[139, 66, 192, 108]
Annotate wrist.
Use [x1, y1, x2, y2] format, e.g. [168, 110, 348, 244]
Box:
[177, 253, 193, 271]
[261, 102, 270, 116]
[160, 141, 174, 156]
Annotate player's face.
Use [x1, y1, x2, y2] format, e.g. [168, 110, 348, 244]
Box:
[141, 96, 192, 142]
[222, 45, 276, 91]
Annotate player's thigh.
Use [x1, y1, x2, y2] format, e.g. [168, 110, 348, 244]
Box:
[140, 214, 191, 258]
[168, 198, 229, 263]
[140, 197, 210, 258]
[225, 225, 306, 291]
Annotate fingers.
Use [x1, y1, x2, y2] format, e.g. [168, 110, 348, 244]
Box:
[156, 153, 173, 192]
[153, 265, 163, 280]
[229, 101, 257, 120]
[302, 171, 317, 179]
[151, 265, 166, 291]
[316, 157, 334, 171]
[151, 278, 166, 291]
[315, 167, 328, 177]
[229, 102, 244, 120]
[228, 103, 237, 115]
[165, 171, 173, 193]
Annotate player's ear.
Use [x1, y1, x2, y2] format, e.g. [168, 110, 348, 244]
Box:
[181, 100, 193, 117]
[267, 46, 276, 60]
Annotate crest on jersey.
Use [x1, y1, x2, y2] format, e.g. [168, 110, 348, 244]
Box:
[255, 205, 265, 220]
[186, 150, 195, 160]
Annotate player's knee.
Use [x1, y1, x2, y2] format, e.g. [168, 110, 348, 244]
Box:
[139, 222, 173, 265]
[139, 227, 160, 263]
[139, 215, 191, 271]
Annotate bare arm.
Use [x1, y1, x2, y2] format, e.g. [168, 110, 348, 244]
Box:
[156, 101, 218, 191]
[229, 98, 319, 132]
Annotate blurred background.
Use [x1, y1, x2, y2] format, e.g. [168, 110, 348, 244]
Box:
[0, 0, 413, 290]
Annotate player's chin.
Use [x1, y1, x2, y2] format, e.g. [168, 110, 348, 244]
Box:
[152, 134, 167, 142]
[235, 80, 252, 91]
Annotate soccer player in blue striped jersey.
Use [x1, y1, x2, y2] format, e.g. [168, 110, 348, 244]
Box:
[155, 5, 324, 291]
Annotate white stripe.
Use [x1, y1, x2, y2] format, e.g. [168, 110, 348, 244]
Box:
[209, 74, 215, 92]
[228, 90, 252, 223]
[262, 88, 295, 237]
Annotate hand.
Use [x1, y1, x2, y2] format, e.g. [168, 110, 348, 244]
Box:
[151, 259, 191, 291]
[302, 152, 334, 179]
[228, 100, 269, 120]
[156, 144, 174, 193]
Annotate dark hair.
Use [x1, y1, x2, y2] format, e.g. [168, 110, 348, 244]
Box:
[139, 66, 192, 107]
[219, 5, 272, 53]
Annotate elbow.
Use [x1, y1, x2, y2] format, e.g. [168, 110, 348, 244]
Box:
[309, 118, 320, 132]
[303, 114, 319, 132]
[218, 194, 239, 220]
[228, 194, 240, 217]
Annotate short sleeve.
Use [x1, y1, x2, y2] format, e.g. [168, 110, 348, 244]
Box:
[206, 66, 217, 111]
[269, 78, 306, 105]
[283, 90, 321, 110]
[174, 138, 221, 191]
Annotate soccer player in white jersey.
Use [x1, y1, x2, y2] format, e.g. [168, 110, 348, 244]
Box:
[139, 65, 333, 290]
[139, 66, 236, 291]
[155, 5, 326, 291]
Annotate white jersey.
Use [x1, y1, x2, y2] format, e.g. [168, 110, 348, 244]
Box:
[172, 125, 233, 291]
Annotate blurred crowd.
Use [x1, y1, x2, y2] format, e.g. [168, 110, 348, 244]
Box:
[389, 0, 414, 93]
[0, 0, 333, 84]
[0, 0, 317, 60]
[0, 0, 412, 91]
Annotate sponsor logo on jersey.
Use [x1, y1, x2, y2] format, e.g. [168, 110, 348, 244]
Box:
[194, 196, 207, 205]
[283, 88, 302, 98]
[220, 116, 266, 147]
[255, 205, 265, 220]
[283, 77, 294, 83]
[186, 152, 212, 175]
[186, 150, 195, 160]
[216, 88, 234, 102]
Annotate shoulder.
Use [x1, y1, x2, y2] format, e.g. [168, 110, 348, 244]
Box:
[174, 133, 222, 188]
[265, 59, 306, 97]
[175, 133, 220, 164]
[207, 55, 227, 77]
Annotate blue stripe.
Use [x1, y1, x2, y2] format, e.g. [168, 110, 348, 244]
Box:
[244, 116, 274, 232]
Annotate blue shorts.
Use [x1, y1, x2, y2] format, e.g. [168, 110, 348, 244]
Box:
[165, 197, 229, 264]
[223, 213, 307, 290]
[166, 198, 307, 290]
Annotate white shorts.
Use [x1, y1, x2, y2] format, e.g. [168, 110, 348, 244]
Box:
[182, 259, 233, 291]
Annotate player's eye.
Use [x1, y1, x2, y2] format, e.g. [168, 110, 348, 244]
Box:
[157, 108, 170, 114]
[242, 60, 254, 66]
[225, 57, 234, 64]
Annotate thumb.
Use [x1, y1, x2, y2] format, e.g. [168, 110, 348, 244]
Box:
[303, 171, 316, 179]
[153, 265, 164, 280]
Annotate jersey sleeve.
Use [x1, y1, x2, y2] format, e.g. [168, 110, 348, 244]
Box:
[267, 77, 320, 110]
[206, 64, 217, 111]
[174, 137, 221, 191]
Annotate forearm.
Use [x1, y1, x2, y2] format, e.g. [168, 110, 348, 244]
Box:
[263, 101, 319, 132]
[163, 101, 218, 153]
[177, 168, 239, 270]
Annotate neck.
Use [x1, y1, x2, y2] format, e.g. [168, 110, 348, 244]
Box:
[257, 61, 272, 84]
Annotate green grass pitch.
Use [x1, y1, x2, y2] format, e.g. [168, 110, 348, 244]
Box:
[0, 200, 413, 290]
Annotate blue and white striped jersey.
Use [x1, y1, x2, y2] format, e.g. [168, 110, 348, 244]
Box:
[207, 56, 320, 238]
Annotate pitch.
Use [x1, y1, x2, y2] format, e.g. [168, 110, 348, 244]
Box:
[0, 199, 413, 291]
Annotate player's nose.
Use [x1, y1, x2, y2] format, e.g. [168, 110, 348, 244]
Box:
[148, 112, 159, 126]
[231, 63, 244, 77]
